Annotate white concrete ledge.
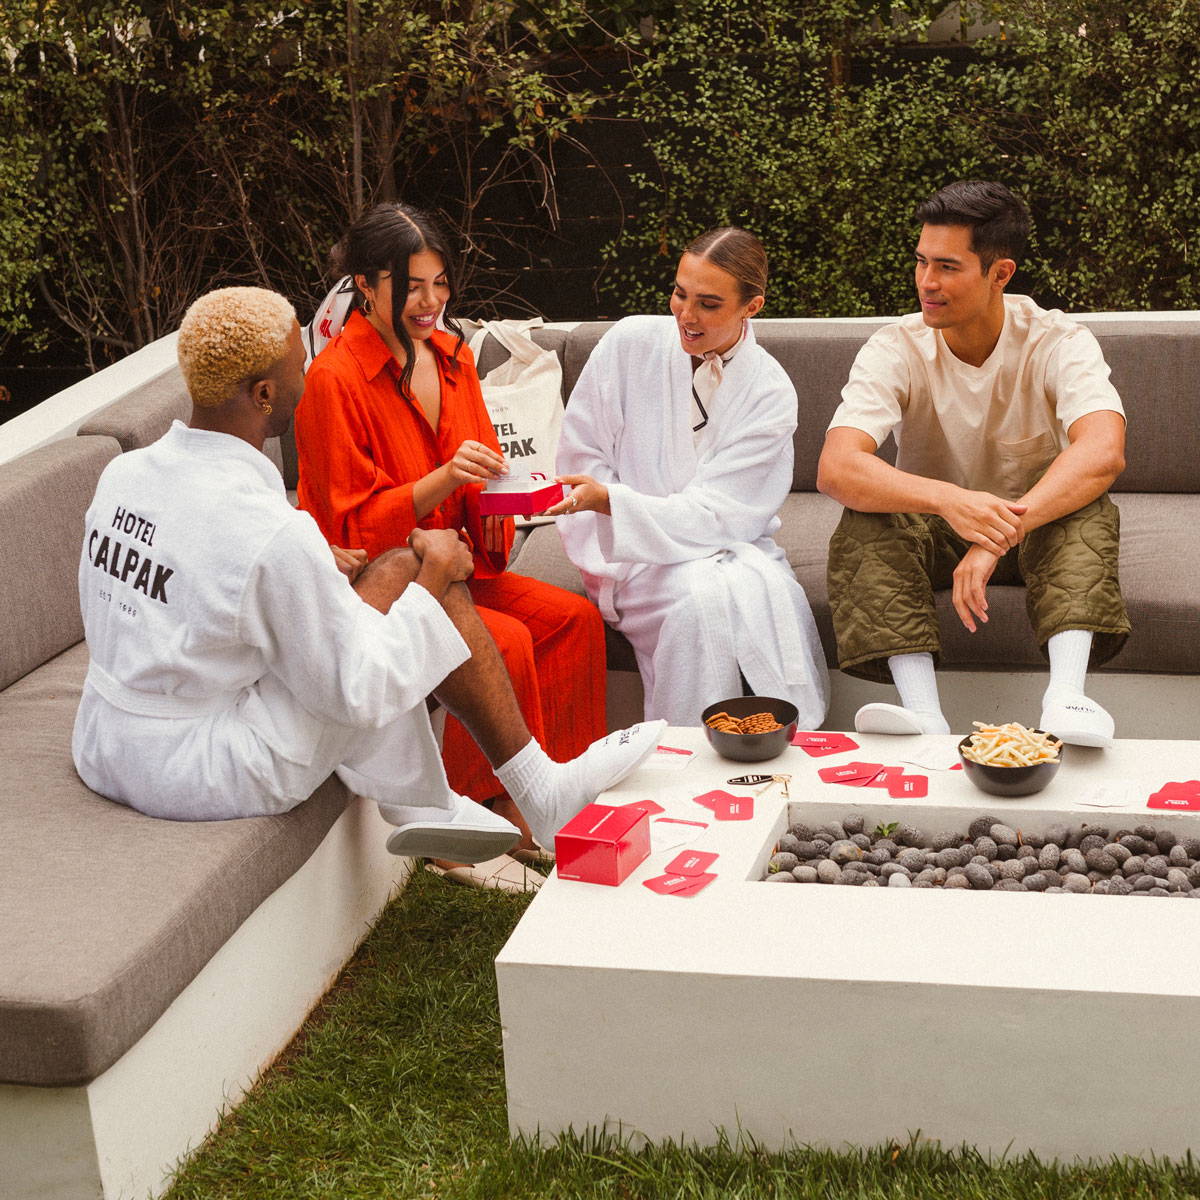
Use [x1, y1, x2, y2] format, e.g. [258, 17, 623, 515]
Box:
[0, 334, 180, 466]
[0, 796, 413, 1200]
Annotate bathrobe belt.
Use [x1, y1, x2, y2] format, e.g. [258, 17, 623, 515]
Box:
[85, 659, 238, 719]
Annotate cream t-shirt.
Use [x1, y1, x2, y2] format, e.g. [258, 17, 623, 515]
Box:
[828, 294, 1125, 499]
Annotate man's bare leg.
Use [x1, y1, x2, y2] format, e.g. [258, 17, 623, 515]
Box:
[355, 552, 535, 857]
[355, 539, 665, 850]
[349, 548, 523, 862]
[428, 584, 665, 849]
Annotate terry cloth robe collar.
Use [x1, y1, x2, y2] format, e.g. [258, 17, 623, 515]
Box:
[691, 321, 747, 438]
[169, 421, 286, 494]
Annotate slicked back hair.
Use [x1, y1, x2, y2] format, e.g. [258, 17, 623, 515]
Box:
[331, 203, 465, 395]
[914, 180, 1031, 272]
[684, 226, 768, 304]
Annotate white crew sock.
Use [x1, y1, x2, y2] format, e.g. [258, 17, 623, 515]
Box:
[494, 721, 666, 848]
[856, 653, 951, 735]
[1041, 630, 1114, 746]
[1046, 629, 1092, 694]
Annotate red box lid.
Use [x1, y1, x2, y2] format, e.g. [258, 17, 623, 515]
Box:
[557, 802, 645, 843]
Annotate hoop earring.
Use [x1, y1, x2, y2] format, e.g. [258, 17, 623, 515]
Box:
[362, 298, 374, 316]
[260, 403, 273, 416]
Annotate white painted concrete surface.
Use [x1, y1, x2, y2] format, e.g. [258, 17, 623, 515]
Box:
[0, 334, 180, 466]
[498, 726, 1200, 1161]
[0, 797, 414, 1200]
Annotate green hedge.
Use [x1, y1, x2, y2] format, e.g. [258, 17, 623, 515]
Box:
[606, 0, 1200, 316]
[2, 1, 1198, 364]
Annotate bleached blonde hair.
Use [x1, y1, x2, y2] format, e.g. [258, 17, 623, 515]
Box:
[178, 287, 296, 408]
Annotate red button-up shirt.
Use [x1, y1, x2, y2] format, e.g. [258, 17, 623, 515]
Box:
[296, 311, 512, 574]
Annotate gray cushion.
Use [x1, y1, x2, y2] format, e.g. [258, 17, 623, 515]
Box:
[1082, 325, 1200, 493]
[0, 641, 351, 1087]
[0, 436, 121, 691]
[512, 492, 1200, 677]
[1103, 493, 1200, 672]
[76, 367, 189, 452]
[754, 322, 895, 489]
[562, 322, 612, 398]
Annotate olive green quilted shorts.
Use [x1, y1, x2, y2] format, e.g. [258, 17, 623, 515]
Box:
[827, 494, 1131, 684]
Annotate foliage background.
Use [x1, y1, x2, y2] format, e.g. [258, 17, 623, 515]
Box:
[1, 0, 1198, 369]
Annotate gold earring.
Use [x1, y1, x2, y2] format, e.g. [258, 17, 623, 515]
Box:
[362, 298, 374, 315]
[260, 403, 273, 416]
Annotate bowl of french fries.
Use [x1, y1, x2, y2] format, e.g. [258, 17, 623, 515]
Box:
[701, 696, 798, 762]
[957, 721, 1064, 797]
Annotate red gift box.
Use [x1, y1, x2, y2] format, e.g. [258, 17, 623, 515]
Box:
[555, 802, 650, 886]
[478, 472, 565, 517]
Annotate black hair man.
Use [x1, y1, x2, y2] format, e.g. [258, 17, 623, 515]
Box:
[817, 181, 1129, 746]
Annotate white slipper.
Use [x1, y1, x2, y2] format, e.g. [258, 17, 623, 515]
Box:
[385, 796, 520, 861]
[425, 854, 546, 894]
[854, 702, 927, 735]
[1040, 695, 1114, 749]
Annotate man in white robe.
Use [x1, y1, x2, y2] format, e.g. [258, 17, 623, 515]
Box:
[551, 312, 828, 727]
[72, 287, 664, 862]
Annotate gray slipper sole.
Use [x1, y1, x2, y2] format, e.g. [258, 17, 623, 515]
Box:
[385, 822, 520, 861]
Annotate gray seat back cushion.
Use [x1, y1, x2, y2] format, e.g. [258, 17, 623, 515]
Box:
[0, 435, 121, 691]
[76, 367, 189, 452]
[1084, 324, 1200, 493]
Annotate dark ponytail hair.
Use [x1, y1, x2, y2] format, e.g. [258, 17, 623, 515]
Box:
[331, 202, 465, 395]
[684, 226, 768, 305]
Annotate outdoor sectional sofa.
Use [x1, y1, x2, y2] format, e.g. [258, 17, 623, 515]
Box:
[1, 309, 1197, 1199]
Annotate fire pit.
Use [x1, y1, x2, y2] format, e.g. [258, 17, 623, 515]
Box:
[497, 728, 1200, 1161]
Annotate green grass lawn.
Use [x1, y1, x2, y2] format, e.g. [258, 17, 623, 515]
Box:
[165, 868, 1200, 1199]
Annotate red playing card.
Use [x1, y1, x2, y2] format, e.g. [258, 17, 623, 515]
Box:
[791, 731, 853, 748]
[692, 788, 745, 811]
[712, 795, 754, 821]
[621, 798, 666, 815]
[666, 849, 719, 876]
[1153, 780, 1200, 798]
[888, 774, 929, 798]
[818, 762, 884, 786]
[1148, 791, 1200, 811]
[669, 872, 717, 896]
[643, 872, 702, 895]
[865, 765, 904, 788]
[799, 742, 855, 758]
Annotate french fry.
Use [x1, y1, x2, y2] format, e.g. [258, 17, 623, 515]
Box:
[962, 721, 1061, 767]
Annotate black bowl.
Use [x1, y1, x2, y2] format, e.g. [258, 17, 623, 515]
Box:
[957, 731, 1064, 797]
[701, 696, 799, 763]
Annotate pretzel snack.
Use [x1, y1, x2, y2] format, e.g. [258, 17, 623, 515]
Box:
[705, 711, 783, 736]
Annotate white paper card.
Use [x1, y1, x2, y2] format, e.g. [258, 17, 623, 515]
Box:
[649, 817, 708, 853]
[642, 744, 697, 771]
[899, 738, 962, 772]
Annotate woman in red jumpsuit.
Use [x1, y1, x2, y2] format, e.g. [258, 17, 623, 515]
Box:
[296, 203, 607, 858]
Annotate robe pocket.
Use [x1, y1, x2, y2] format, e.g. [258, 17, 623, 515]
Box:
[996, 430, 1058, 498]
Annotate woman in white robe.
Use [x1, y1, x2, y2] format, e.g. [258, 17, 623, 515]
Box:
[546, 227, 829, 727]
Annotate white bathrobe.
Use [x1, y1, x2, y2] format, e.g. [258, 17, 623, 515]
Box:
[556, 315, 828, 727]
[72, 421, 469, 821]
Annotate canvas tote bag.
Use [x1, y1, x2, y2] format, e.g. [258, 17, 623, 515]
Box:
[468, 319, 565, 526]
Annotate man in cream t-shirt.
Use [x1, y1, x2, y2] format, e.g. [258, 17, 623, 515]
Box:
[816, 180, 1129, 746]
